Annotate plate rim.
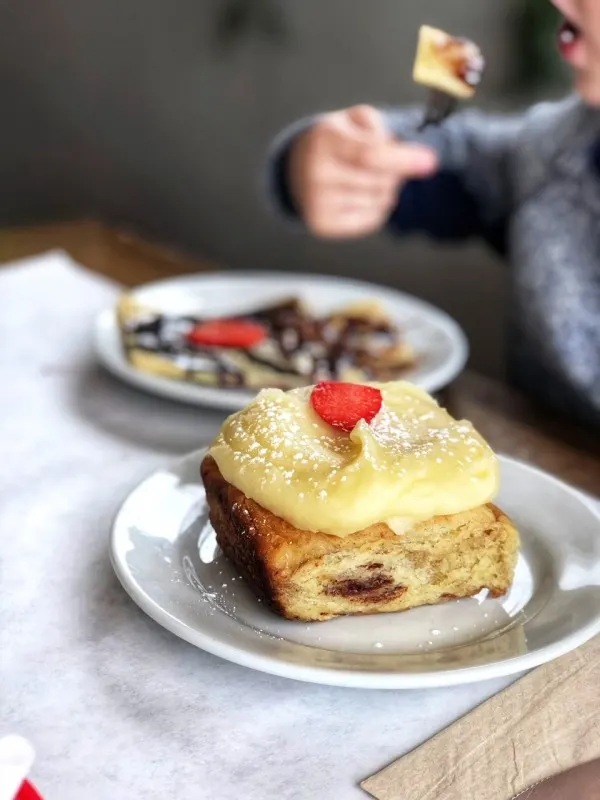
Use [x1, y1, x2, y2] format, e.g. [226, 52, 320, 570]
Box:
[109, 450, 600, 689]
[94, 270, 469, 409]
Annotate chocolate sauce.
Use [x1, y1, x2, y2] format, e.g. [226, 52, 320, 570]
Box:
[325, 575, 407, 601]
[122, 298, 413, 390]
[436, 36, 485, 88]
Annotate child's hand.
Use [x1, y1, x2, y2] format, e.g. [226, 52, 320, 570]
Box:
[288, 105, 438, 238]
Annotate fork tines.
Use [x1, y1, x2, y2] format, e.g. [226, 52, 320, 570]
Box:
[419, 89, 457, 131]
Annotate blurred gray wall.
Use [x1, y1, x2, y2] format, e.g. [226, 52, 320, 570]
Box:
[0, 0, 544, 377]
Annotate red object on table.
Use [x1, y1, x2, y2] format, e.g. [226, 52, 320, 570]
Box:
[15, 780, 42, 800]
[186, 319, 267, 348]
[310, 381, 383, 432]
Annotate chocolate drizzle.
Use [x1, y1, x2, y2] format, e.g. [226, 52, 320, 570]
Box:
[436, 36, 485, 88]
[121, 298, 415, 390]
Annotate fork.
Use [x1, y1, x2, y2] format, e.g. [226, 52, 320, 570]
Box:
[418, 89, 457, 131]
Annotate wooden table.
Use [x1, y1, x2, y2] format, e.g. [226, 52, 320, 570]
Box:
[1, 220, 598, 496]
[0, 220, 213, 285]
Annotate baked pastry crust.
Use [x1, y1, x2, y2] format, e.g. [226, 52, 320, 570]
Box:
[201, 455, 519, 622]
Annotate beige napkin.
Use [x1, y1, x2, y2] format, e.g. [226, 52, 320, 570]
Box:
[362, 635, 600, 800]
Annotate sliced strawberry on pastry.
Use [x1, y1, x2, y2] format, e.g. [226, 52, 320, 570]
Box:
[15, 781, 43, 800]
[310, 381, 383, 432]
[186, 319, 267, 348]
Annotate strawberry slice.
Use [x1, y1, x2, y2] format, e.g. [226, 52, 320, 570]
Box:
[310, 381, 383, 432]
[16, 781, 43, 800]
[186, 319, 267, 348]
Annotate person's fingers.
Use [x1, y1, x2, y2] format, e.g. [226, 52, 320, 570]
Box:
[320, 186, 398, 212]
[304, 192, 391, 237]
[306, 183, 396, 214]
[377, 142, 439, 177]
[337, 193, 397, 213]
[310, 161, 398, 195]
[345, 104, 388, 137]
[308, 208, 387, 238]
[335, 137, 438, 178]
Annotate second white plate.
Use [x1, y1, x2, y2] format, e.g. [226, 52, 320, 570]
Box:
[94, 271, 468, 409]
[110, 450, 600, 689]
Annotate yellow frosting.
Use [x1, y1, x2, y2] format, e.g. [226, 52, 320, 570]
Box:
[208, 381, 499, 537]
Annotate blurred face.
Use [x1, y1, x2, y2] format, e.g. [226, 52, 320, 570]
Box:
[552, 0, 600, 104]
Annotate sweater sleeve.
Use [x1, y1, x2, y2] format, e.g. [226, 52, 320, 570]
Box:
[265, 115, 317, 221]
[381, 107, 522, 254]
[265, 107, 523, 252]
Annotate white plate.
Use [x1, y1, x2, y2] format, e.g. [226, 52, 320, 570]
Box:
[110, 450, 600, 689]
[94, 272, 468, 409]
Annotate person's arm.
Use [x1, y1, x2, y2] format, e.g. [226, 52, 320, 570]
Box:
[266, 105, 522, 254]
[383, 108, 522, 254]
[267, 116, 315, 219]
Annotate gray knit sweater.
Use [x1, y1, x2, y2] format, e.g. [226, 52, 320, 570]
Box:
[269, 96, 600, 428]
